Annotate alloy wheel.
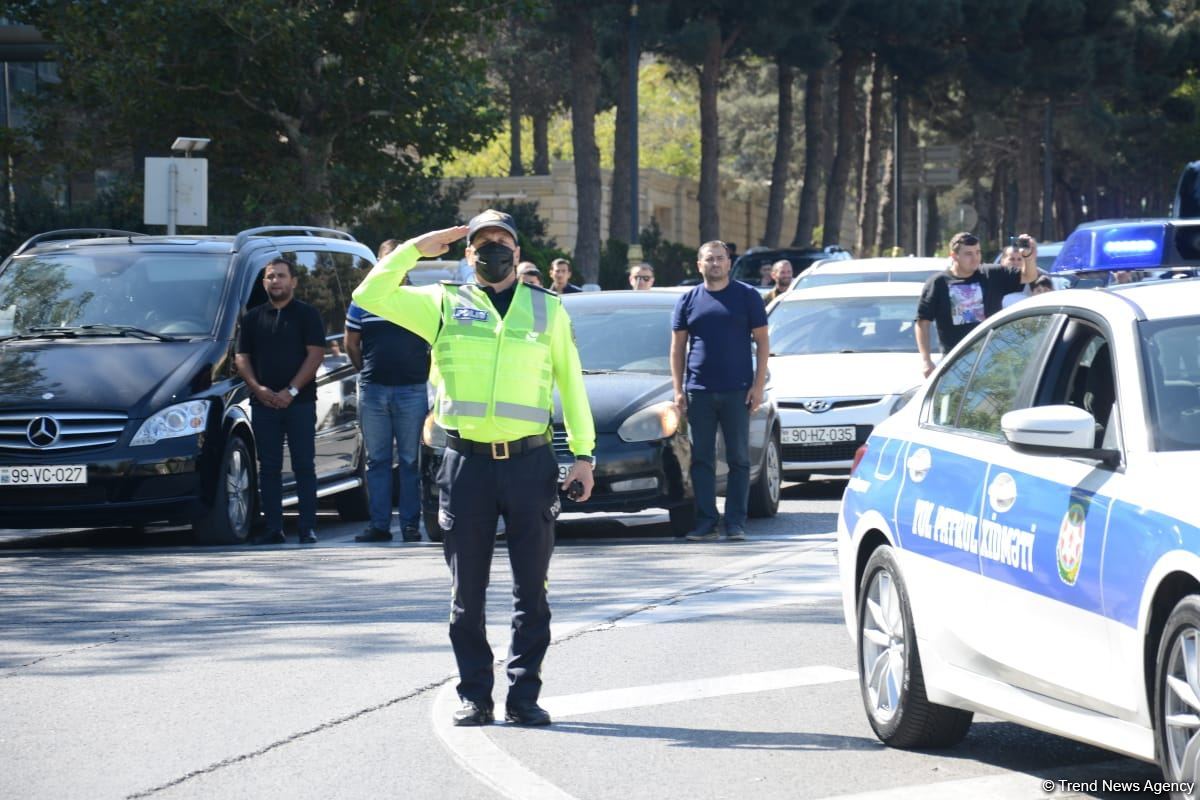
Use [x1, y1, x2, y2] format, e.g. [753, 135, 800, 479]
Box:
[862, 567, 906, 724]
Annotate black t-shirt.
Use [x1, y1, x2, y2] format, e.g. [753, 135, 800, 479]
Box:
[237, 299, 326, 403]
[480, 282, 519, 318]
[917, 265, 1023, 352]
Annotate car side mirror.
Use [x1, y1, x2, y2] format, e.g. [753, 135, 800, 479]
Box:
[1000, 405, 1120, 467]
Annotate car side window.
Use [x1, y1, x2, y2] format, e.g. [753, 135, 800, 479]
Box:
[927, 336, 985, 428]
[287, 250, 358, 351]
[1039, 321, 1118, 449]
[955, 315, 1057, 437]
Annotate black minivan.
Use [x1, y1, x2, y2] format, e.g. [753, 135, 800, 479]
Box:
[0, 226, 377, 543]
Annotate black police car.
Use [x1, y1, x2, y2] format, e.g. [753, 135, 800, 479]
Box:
[0, 226, 376, 543]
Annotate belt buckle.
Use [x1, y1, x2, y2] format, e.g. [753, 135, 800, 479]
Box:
[491, 440, 510, 460]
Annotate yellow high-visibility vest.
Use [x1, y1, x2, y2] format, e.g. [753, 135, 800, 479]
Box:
[432, 283, 555, 440]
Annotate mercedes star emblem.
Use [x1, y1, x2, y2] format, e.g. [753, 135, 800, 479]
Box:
[26, 416, 61, 448]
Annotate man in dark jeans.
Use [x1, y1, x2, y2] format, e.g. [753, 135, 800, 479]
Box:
[345, 239, 431, 543]
[670, 240, 770, 542]
[235, 257, 326, 545]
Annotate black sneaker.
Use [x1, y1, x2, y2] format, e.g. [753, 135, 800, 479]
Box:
[453, 699, 494, 726]
[401, 525, 421, 543]
[355, 526, 393, 543]
[505, 700, 551, 726]
[298, 529, 318, 544]
[249, 530, 285, 545]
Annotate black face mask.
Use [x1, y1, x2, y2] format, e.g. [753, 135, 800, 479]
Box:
[474, 241, 515, 284]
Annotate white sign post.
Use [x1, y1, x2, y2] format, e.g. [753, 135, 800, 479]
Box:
[144, 157, 208, 233]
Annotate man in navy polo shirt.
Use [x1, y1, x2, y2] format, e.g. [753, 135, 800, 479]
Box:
[345, 239, 432, 543]
[670, 240, 770, 542]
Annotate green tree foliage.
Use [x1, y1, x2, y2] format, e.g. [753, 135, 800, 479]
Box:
[9, 0, 500, 232]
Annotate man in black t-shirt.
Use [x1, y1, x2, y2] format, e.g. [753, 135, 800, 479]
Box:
[916, 231, 1038, 376]
[235, 257, 326, 545]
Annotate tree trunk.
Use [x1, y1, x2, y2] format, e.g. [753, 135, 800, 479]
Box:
[1015, 107, 1040, 233]
[924, 187, 940, 255]
[697, 20, 723, 242]
[822, 49, 860, 247]
[874, 141, 893, 254]
[532, 110, 550, 175]
[791, 67, 824, 247]
[609, 25, 633, 244]
[762, 59, 794, 248]
[856, 54, 882, 257]
[297, 136, 334, 228]
[508, 80, 524, 177]
[569, 16, 602, 283]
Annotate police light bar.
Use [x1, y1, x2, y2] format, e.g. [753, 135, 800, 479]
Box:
[1051, 222, 1167, 273]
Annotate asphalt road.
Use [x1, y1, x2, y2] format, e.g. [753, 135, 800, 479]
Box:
[0, 480, 1162, 799]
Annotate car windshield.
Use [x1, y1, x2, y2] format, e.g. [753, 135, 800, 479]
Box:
[570, 304, 673, 374]
[0, 251, 229, 338]
[768, 296, 934, 355]
[1141, 317, 1200, 451]
[794, 271, 936, 289]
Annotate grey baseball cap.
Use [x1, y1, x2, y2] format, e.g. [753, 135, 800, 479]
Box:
[467, 209, 518, 244]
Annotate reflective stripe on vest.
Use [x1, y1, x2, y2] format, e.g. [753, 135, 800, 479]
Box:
[433, 284, 556, 440]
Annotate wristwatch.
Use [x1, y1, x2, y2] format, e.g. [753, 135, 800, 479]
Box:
[575, 455, 595, 466]
[287, 385, 299, 398]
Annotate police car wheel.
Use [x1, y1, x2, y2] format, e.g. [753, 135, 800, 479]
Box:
[1154, 595, 1200, 789]
[857, 546, 972, 748]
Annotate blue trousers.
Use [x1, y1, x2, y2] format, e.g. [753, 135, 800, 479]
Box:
[359, 382, 426, 531]
[251, 401, 317, 533]
[687, 389, 751, 531]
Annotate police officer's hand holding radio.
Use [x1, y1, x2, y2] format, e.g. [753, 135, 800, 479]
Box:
[352, 209, 595, 730]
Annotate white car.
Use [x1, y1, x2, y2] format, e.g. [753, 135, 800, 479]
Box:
[838, 275, 1200, 788]
[789, 256, 945, 292]
[767, 283, 935, 480]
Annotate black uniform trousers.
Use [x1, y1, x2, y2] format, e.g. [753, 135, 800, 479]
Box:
[437, 441, 559, 708]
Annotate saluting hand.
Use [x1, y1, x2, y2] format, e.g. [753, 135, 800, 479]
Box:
[411, 226, 470, 258]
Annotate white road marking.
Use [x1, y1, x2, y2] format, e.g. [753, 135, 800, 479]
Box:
[542, 665, 856, 719]
[433, 665, 856, 800]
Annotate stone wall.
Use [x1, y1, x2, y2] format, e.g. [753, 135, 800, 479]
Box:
[447, 160, 798, 255]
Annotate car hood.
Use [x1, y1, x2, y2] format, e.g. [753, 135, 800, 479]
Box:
[553, 372, 673, 433]
[769, 352, 924, 399]
[0, 339, 219, 416]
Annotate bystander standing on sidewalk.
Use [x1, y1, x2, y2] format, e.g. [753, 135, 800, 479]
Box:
[670, 241, 769, 543]
[549, 258, 582, 294]
[629, 263, 655, 290]
[345, 239, 431, 543]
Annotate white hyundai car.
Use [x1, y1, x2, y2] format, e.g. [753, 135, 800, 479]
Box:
[767, 283, 935, 481]
[838, 239, 1200, 789]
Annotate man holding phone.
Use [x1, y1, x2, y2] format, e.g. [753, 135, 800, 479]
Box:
[915, 231, 1039, 376]
[670, 240, 770, 542]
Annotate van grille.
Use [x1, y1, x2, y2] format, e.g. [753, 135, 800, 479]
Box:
[0, 411, 129, 453]
[551, 426, 572, 460]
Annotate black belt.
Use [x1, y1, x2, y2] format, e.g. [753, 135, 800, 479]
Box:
[445, 431, 550, 460]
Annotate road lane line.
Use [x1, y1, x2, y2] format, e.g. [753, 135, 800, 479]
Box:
[432, 681, 580, 800]
[542, 665, 857, 719]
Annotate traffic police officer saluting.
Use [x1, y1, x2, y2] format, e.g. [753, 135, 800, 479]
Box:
[352, 210, 595, 728]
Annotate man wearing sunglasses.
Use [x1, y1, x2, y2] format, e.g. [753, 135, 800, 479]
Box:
[916, 231, 1038, 377]
[628, 263, 655, 290]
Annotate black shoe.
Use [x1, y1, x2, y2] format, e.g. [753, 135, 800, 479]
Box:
[505, 701, 551, 726]
[249, 530, 285, 545]
[453, 699, 494, 726]
[401, 525, 421, 543]
[355, 526, 393, 543]
[298, 529, 318, 544]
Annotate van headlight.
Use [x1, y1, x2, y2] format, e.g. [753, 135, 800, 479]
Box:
[618, 401, 681, 443]
[131, 400, 210, 446]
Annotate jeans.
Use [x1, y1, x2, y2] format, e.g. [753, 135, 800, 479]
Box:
[359, 382, 427, 531]
[251, 401, 317, 533]
[687, 389, 751, 531]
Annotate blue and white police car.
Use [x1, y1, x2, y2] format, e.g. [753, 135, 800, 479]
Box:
[838, 219, 1200, 789]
